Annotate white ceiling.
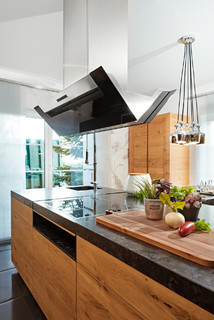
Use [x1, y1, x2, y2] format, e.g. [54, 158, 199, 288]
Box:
[128, 0, 214, 95]
[1, 0, 213, 97]
[0, 0, 63, 22]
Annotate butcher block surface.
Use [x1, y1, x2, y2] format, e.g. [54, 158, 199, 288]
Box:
[96, 210, 214, 267]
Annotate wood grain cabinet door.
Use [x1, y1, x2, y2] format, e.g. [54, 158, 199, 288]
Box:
[31, 227, 76, 320]
[77, 236, 214, 320]
[148, 113, 170, 180]
[129, 113, 189, 185]
[11, 198, 33, 290]
[77, 264, 146, 320]
[129, 123, 148, 173]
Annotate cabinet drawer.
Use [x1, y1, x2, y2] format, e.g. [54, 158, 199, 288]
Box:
[77, 236, 214, 320]
[77, 264, 146, 320]
[31, 224, 76, 320]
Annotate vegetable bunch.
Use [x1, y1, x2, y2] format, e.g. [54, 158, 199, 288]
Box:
[178, 219, 211, 237]
[170, 186, 202, 209]
[159, 192, 185, 213]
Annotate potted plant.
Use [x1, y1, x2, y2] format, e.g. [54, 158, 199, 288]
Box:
[169, 186, 202, 221]
[134, 179, 171, 220]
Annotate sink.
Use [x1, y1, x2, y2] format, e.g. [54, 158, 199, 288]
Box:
[66, 185, 102, 191]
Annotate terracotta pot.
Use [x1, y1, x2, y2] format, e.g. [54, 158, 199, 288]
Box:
[144, 199, 165, 220]
[178, 203, 201, 221]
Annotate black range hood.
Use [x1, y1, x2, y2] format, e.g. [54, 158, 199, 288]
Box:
[35, 66, 175, 136]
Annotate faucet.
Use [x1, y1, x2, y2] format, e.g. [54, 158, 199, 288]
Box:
[90, 133, 97, 198]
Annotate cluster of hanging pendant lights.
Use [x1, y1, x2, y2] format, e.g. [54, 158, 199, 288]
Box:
[170, 36, 205, 145]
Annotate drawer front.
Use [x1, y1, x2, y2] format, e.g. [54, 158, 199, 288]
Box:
[31, 228, 76, 320]
[77, 264, 146, 320]
[77, 236, 214, 320]
[11, 198, 33, 289]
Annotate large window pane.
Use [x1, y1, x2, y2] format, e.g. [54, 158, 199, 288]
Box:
[52, 132, 83, 187]
[24, 118, 45, 189]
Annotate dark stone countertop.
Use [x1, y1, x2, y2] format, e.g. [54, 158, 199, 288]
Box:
[11, 186, 125, 208]
[202, 195, 214, 205]
[11, 187, 214, 315]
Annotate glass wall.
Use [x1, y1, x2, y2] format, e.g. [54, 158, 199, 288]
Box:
[24, 118, 84, 189]
[0, 82, 26, 241]
[52, 132, 84, 187]
[24, 118, 45, 189]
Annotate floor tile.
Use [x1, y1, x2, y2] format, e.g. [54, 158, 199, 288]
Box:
[0, 269, 30, 303]
[0, 250, 15, 272]
[0, 295, 46, 320]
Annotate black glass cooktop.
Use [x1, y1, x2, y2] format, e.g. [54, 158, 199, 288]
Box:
[41, 194, 144, 219]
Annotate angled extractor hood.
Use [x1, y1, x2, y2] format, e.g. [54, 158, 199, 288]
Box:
[34, 66, 175, 136]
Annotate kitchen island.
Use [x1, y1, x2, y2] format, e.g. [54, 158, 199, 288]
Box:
[11, 187, 214, 320]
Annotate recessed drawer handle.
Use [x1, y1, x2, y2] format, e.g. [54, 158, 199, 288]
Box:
[56, 94, 68, 102]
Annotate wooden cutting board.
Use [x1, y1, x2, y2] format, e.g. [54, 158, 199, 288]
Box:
[96, 210, 214, 267]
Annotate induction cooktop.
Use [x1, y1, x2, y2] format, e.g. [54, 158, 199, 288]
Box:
[41, 194, 143, 219]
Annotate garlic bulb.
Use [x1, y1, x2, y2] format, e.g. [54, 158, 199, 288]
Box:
[165, 212, 185, 229]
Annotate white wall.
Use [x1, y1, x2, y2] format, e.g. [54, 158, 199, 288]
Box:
[0, 11, 63, 89]
[189, 94, 214, 186]
[63, 0, 88, 88]
[88, 0, 128, 89]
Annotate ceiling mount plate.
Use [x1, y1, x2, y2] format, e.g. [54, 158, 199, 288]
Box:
[178, 35, 195, 44]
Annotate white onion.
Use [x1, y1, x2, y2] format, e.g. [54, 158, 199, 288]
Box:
[165, 212, 185, 229]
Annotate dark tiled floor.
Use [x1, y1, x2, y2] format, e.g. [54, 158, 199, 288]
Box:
[0, 244, 46, 320]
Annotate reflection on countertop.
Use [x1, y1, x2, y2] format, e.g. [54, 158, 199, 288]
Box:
[39, 194, 144, 219]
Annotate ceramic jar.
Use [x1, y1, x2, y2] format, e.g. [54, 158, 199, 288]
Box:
[125, 173, 151, 195]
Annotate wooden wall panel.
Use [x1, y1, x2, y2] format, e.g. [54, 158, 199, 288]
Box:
[129, 113, 189, 186]
[170, 113, 189, 186]
[129, 124, 148, 173]
[148, 113, 170, 180]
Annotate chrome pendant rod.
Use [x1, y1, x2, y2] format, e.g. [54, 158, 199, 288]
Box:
[177, 42, 187, 123]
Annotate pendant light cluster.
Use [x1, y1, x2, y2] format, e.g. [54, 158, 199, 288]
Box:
[170, 36, 205, 145]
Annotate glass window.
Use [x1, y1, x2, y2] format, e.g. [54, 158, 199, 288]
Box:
[52, 132, 83, 187]
[24, 118, 45, 189]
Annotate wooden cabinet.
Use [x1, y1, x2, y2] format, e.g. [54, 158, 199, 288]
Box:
[77, 236, 214, 320]
[31, 225, 76, 320]
[11, 198, 76, 320]
[12, 198, 214, 320]
[129, 113, 189, 186]
[11, 198, 33, 289]
[77, 264, 146, 320]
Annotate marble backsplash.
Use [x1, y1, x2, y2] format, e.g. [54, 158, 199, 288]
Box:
[83, 127, 129, 191]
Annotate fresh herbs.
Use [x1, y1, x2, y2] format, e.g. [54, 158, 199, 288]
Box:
[134, 179, 158, 199]
[155, 179, 172, 195]
[194, 219, 211, 232]
[170, 186, 196, 200]
[159, 193, 185, 212]
[133, 178, 171, 200]
[170, 186, 202, 209]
